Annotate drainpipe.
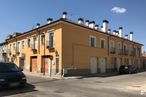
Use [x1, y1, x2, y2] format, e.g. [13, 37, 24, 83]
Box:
[108, 35, 110, 56]
[43, 33, 46, 76]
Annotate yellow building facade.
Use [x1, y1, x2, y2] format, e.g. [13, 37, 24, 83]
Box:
[0, 13, 143, 77]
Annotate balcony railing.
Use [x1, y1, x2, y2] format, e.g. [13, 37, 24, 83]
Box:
[110, 47, 116, 54]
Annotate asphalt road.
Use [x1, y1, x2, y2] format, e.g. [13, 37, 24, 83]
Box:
[0, 72, 146, 97]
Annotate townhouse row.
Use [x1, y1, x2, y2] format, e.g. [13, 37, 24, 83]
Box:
[0, 12, 143, 78]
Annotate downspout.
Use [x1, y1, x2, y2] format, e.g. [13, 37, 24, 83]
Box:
[108, 35, 110, 56]
[43, 33, 46, 75]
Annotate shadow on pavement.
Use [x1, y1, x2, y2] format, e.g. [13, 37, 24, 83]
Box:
[0, 83, 37, 96]
[67, 71, 146, 79]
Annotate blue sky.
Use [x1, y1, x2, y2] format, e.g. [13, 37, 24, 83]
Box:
[0, 0, 146, 51]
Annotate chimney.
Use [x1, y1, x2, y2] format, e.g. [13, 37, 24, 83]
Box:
[89, 21, 95, 29]
[101, 26, 103, 31]
[85, 20, 89, 26]
[119, 27, 123, 37]
[108, 29, 111, 33]
[130, 32, 134, 41]
[36, 23, 40, 28]
[125, 34, 128, 39]
[47, 18, 53, 24]
[62, 12, 67, 19]
[95, 25, 99, 30]
[115, 31, 119, 36]
[102, 20, 109, 32]
[113, 30, 116, 35]
[78, 18, 84, 24]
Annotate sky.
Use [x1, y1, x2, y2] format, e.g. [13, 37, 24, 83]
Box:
[0, 0, 146, 51]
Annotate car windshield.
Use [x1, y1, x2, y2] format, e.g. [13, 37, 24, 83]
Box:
[0, 63, 20, 73]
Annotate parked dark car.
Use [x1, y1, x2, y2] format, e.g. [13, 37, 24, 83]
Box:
[119, 65, 138, 74]
[0, 62, 27, 88]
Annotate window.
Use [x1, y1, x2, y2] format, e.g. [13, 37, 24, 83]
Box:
[33, 37, 38, 50]
[10, 44, 11, 50]
[48, 31, 54, 48]
[13, 43, 15, 49]
[27, 39, 30, 48]
[137, 48, 141, 56]
[17, 42, 20, 52]
[129, 45, 133, 51]
[89, 36, 96, 47]
[56, 54, 59, 73]
[110, 40, 115, 53]
[100, 39, 105, 48]
[117, 42, 122, 54]
[22, 41, 25, 49]
[41, 33, 45, 45]
[110, 40, 114, 48]
[118, 42, 122, 49]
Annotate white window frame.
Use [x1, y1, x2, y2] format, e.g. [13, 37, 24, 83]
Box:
[22, 40, 25, 49]
[33, 37, 38, 50]
[41, 32, 45, 45]
[100, 38, 106, 48]
[89, 35, 96, 47]
[48, 29, 55, 48]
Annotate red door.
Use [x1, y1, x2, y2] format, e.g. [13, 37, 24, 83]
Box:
[42, 57, 49, 73]
[31, 57, 37, 72]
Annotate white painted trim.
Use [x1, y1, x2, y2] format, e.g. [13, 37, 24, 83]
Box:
[100, 38, 106, 48]
[89, 35, 96, 47]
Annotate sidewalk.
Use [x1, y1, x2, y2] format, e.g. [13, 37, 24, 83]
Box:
[23, 71, 119, 79]
[23, 71, 51, 79]
[23, 71, 64, 79]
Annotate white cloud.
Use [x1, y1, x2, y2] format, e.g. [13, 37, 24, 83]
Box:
[111, 6, 127, 14]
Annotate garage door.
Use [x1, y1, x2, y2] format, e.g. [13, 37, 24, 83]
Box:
[42, 57, 49, 73]
[31, 57, 37, 73]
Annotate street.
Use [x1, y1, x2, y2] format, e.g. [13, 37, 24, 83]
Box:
[0, 72, 146, 97]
